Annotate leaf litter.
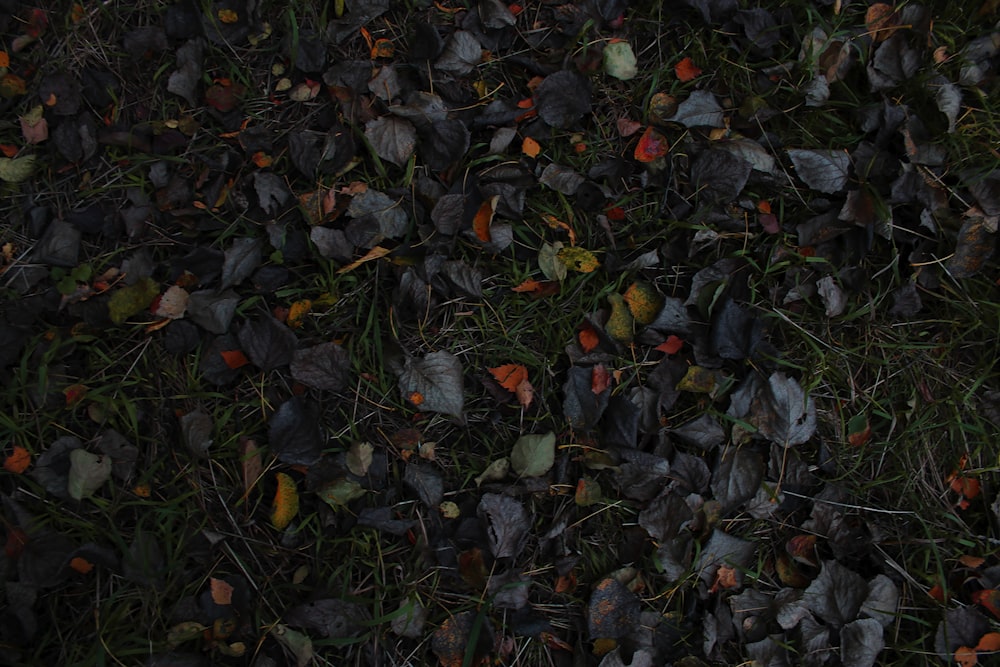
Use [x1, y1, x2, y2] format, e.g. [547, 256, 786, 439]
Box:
[1, 1, 995, 665]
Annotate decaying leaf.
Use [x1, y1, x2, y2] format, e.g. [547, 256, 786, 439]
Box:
[604, 41, 637, 80]
[398, 350, 465, 418]
[270, 472, 299, 530]
[67, 449, 112, 500]
[478, 493, 529, 558]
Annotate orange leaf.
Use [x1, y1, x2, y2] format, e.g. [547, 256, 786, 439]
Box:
[521, 136, 541, 157]
[865, 3, 900, 42]
[710, 564, 740, 592]
[960, 554, 986, 569]
[578, 322, 600, 353]
[554, 572, 577, 593]
[210, 577, 234, 605]
[408, 391, 424, 406]
[954, 646, 978, 667]
[633, 126, 669, 162]
[515, 378, 534, 408]
[220, 349, 249, 369]
[336, 245, 392, 274]
[251, 151, 273, 168]
[972, 589, 1000, 618]
[217, 8, 239, 23]
[541, 214, 577, 245]
[69, 556, 94, 574]
[270, 472, 299, 530]
[655, 335, 684, 355]
[977, 632, 1000, 652]
[3, 446, 30, 474]
[371, 37, 394, 58]
[675, 56, 702, 82]
[928, 583, 947, 603]
[472, 196, 499, 242]
[287, 299, 312, 329]
[489, 364, 528, 393]
[0, 51, 8, 68]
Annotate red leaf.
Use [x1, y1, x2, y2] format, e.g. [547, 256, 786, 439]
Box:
[220, 349, 250, 369]
[675, 56, 702, 82]
[633, 126, 669, 162]
[591, 364, 611, 394]
[655, 335, 684, 355]
[69, 556, 94, 574]
[210, 577, 234, 605]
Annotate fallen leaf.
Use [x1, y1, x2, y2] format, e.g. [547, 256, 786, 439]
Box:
[578, 321, 600, 352]
[675, 56, 702, 82]
[472, 196, 499, 242]
[510, 432, 556, 477]
[604, 40, 637, 80]
[240, 437, 262, 497]
[365, 116, 417, 167]
[67, 449, 112, 500]
[210, 577, 234, 605]
[521, 136, 541, 157]
[865, 3, 900, 42]
[655, 335, 684, 355]
[3, 446, 31, 474]
[955, 646, 978, 667]
[557, 246, 599, 273]
[489, 364, 528, 393]
[977, 632, 1000, 652]
[634, 126, 669, 162]
[605, 293, 634, 343]
[623, 282, 663, 325]
[0, 155, 37, 183]
[398, 350, 465, 418]
[271, 472, 299, 530]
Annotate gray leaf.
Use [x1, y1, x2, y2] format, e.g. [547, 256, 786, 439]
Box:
[638, 491, 693, 541]
[787, 148, 850, 194]
[816, 276, 846, 317]
[347, 188, 409, 241]
[696, 529, 754, 586]
[754, 372, 816, 447]
[269, 397, 323, 465]
[478, 493, 528, 558]
[398, 350, 464, 418]
[284, 599, 367, 639]
[253, 172, 291, 215]
[539, 163, 585, 195]
[840, 618, 884, 667]
[166, 38, 204, 106]
[668, 90, 724, 128]
[587, 577, 641, 640]
[187, 289, 239, 334]
[290, 342, 350, 391]
[860, 575, 899, 627]
[435, 30, 482, 75]
[711, 448, 764, 512]
[238, 316, 297, 371]
[220, 237, 262, 289]
[403, 464, 443, 507]
[536, 70, 592, 128]
[691, 149, 752, 201]
[671, 414, 725, 450]
[365, 116, 417, 167]
[803, 560, 867, 628]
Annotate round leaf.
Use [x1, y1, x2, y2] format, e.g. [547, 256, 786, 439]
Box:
[510, 432, 555, 477]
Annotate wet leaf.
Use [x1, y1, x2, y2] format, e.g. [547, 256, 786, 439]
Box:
[238, 316, 296, 371]
[539, 163, 585, 195]
[510, 432, 555, 477]
[536, 70, 592, 128]
[220, 237, 262, 289]
[435, 30, 482, 74]
[671, 414, 725, 450]
[270, 472, 299, 530]
[398, 350, 464, 418]
[604, 41, 637, 80]
[269, 397, 323, 465]
[563, 365, 611, 431]
[711, 448, 763, 511]
[478, 493, 528, 558]
[588, 577, 641, 640]
[841, 618, 884, 667]
[187, 290, 240, 334]
[633, 127, 669, 162]
[404, 464, 443, 507]
[787, 148, 850, 194]
[108, 277, 159, 324]
[68, 449, 112, 500]
[365, 116, 416, 167]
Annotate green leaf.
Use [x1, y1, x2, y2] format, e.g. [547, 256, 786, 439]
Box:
[603, 41, 638, 80]
[68, 449, 112, 500]
[316, 478, 366, 509]
[510, 432, 556, 477]
[108, 277, 160, 325]
[538, 242, 567, 281]
[270, 624, 314, 667]
[0, 155, 37, 183]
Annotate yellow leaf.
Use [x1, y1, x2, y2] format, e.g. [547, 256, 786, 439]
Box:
[605, 293, 634, 343]
[270, 473, 299, 530]
[623, 282, 664, 325]
[556, 246, 599, 273]
[217, 8, 239, 23]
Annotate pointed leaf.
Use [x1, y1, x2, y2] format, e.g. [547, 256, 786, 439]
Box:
[68, 449, 112, 500]
[787, 148, 850, 194]
[365, 116, 416, 167]
[269, 397, 323, 465]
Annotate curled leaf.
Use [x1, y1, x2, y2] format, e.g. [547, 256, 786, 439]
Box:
[271, 472, 299, 530]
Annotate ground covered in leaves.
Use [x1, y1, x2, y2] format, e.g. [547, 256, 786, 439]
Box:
[2, 1, 1000, 665]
